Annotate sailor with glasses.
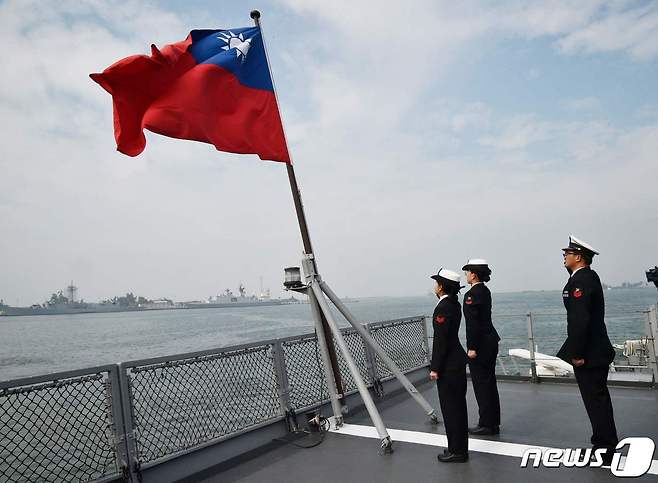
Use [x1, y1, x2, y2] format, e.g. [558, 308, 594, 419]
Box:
[557, 235, 618, 466]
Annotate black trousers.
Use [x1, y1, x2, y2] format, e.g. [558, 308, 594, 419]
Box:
[468, 345, 501, 427]
[437, 365, 468, 455]
[573, 365, 618, 454]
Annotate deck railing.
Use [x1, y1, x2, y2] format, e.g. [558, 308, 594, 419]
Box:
[0, 316, 428, 483]
[0, 366, 127, 483]
[2, 306, 657, 483]
[483, 306, 658, 381]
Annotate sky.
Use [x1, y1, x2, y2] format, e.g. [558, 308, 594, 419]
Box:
[1, 0, 657, 305]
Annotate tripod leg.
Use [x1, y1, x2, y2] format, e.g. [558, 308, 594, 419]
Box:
[308, 288, 344, 427]
[320, 280, 439, 424]
[310, 281, 393, 451]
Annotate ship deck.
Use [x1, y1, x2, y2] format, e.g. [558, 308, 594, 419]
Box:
[191, 378, 658, 482]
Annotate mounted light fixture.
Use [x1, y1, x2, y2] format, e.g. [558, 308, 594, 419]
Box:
[283, 266, 303, 289]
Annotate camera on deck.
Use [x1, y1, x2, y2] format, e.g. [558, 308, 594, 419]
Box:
[646, 266, 658, 289]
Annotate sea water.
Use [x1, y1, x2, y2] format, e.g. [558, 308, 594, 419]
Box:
[0, 288, 656, 380]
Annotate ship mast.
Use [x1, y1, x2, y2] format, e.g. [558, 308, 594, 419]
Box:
[66, 280, 78, 304]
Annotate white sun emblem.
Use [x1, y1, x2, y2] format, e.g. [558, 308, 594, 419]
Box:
[217, 31, 252, 62]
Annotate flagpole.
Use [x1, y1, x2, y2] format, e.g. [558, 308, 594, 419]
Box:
[250, 11, 313, 256]
[250, 9, 347, 409]
[250, 11, 435, 452]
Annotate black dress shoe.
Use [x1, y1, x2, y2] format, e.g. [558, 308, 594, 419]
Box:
[590, 449, 614, 467]
[468, 425, 500, 435]
[437, 451, 469, 463]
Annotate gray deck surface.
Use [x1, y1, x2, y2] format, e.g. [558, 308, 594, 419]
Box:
[197, 380, 658, 482]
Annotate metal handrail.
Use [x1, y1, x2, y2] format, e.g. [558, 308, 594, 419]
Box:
[0, 316, 426, 482]
[2, 307, 656, 483]
[0, 364, 118, 390]
[0, 365, 128, 483]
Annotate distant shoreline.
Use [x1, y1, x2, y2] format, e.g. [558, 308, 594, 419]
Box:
[2, 287, 654, 318]
[0, 299, 303, 317]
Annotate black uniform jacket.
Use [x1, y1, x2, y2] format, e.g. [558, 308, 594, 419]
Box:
[556, 267, 615, 368]
[430, 296, 467, 374]
[463, 283, 500, 360]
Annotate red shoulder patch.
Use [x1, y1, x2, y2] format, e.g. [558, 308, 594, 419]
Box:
[465, 297, 473, 305]
[435, 315, 446, 324]
[573, 288, 583, 298]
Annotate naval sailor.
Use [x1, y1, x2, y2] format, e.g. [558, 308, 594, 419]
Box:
[461, 259, 501, 436]
[429, 268, 469, 463]
[556, 235, 618, 465]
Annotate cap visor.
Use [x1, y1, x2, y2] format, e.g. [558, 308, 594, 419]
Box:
[462, 264, 488, 270]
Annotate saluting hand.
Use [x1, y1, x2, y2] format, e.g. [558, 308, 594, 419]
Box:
[467, 350, 477, 359]
[571, 358, 585, 367]
[430, 370, 439, 380]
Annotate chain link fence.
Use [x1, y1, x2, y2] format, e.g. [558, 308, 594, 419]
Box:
[333, 327, 372, 392]
[2, 314, 567, 482]
[3, 307, 656, 482]
[0, 367, 123, 483]
[123, 319, 426, 468]
[370, 317, 428, 380]
[281, 318, 427, 412]
[124, 344, 281, 465]
[282, 334, 328, 411]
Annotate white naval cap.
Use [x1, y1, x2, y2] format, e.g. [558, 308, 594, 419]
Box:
[562, 235, 599, 256]
[462, 258, 488, 270]
[430, 268, 461, 283]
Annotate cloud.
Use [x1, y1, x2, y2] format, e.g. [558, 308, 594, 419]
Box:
[279, 1, 658, 63]
[0, 1, 299, 303]
[561, 96, 602, 111]
[557, 2, 658, 61]
[635, 104, 658, 120]
[487, 1, 658, 62]
[493, 0, 607, 36]
[1, 0, 657, 305]
[449, 102, 493, 133]
[478, 114, 554, 151]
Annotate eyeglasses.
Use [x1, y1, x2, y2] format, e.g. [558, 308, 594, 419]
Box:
[563, 251, 579, 257]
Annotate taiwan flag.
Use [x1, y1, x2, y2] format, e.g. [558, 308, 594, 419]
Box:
[91, 27, 290, 163]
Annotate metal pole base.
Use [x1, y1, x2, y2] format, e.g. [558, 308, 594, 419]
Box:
[333, 414, 344, 429]
[307, 286, 344, 423]
[380, 436, 394, 454]
[310, 281, 392, 444]
[320, 280, 440, 425]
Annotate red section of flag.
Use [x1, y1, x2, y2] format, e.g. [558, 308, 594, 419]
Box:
[90, 36, 290, 163]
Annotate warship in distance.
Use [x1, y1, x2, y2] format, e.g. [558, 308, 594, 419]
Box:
[184, 282, 301, 308]
[0, 280, 301, 316]
[1, 268, 656, 483]
[1, 310, 656, 483]
[0, 281, 131, 317]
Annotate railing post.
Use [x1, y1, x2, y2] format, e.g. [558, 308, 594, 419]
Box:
[496, 356, 508, 376]
[527, 312, 539, 383]
[107, 365, 132, 482]
[117, 363, 141, 483]
[421, 316, 430, 364]
[363, 323, 384, 397]
[272, 341, 296, 431]
[511, 356, 521, 376]
[645, 305, 658, 388]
